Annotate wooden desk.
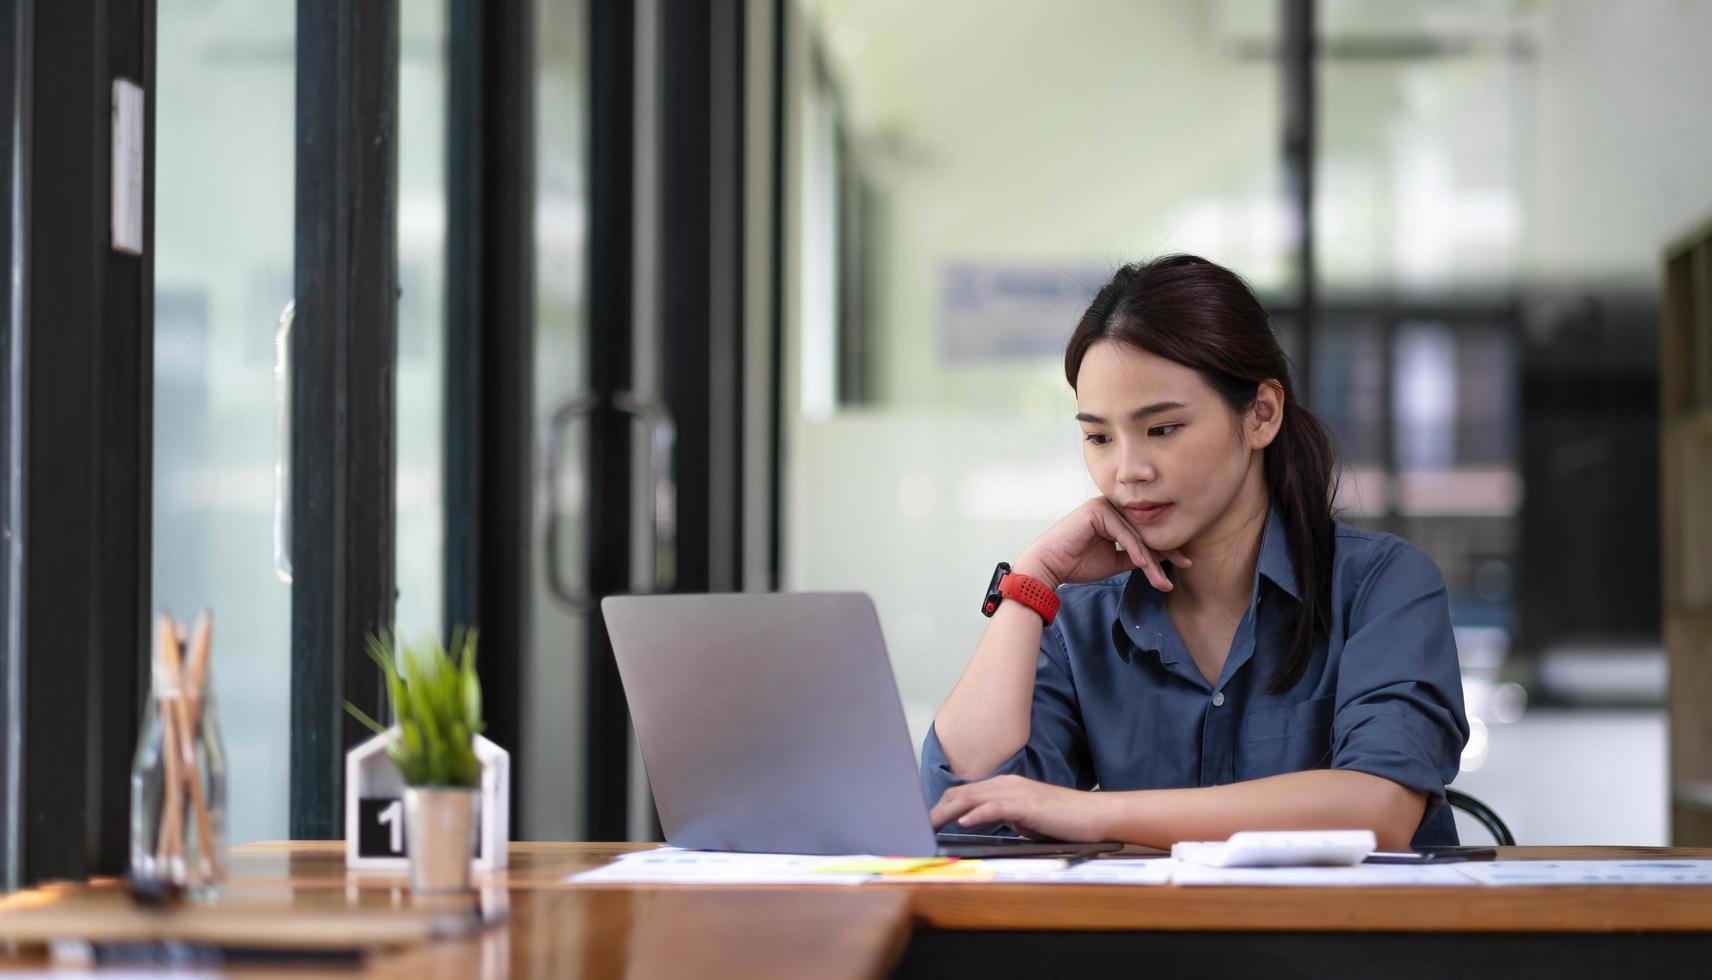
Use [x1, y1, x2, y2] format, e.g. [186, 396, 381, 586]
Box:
[5, 842, 1712, 978]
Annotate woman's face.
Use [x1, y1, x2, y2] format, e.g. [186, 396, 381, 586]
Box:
[1074, 339, 1269, 553]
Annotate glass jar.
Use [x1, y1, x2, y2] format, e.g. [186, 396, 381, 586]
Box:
[130, 639, 228, 895]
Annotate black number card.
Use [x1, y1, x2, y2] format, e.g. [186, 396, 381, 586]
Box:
[356, 796, 407, 858]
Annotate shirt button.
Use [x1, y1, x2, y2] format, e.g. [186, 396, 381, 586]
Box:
[1212, 691, 1226, 707]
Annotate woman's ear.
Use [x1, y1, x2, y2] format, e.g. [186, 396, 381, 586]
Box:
[1246, 381, 1285, 449]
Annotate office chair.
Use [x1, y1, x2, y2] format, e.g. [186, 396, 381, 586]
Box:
[1447, 788, 1515, 846]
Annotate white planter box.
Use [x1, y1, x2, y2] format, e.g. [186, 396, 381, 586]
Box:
[344, 727, 510, 872]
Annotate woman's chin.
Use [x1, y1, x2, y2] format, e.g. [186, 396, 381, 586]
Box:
[1141, 531, 1186, 555]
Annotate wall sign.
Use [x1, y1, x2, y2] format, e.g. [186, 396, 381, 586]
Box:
[939, 262, 1104, 362]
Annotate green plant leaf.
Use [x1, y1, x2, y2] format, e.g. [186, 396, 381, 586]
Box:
[360, 624, 487, 788]
[426, 737, 445, 786]
[344, 700, 387, 735]
[399, 719, 427, 783]
[462, 670, 483, 734]
[366, 632, 405, 726]
[434, 645, 457, 725]
[459, 627, 476, 676]
[388, 736, 426, 785]
[404, 646, 440, 744]
[450, 624, 467, 674]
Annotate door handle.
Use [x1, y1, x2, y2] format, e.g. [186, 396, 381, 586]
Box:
[543, 393, 600, 610]
[613, 393, 676, 594]
[541, 392, 678, 611]
[272, 301, 294, 585]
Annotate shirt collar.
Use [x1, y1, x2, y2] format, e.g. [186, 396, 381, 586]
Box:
[1115, 502, 1300, 645]
[1256, 502, 1300, 602]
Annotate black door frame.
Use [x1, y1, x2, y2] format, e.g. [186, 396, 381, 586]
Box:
[580, 0, 760, 841]
[443, 0, 535, 834]
[287, 0, 400, 840]
[581, 0, 640, 841]
[0, 0, 156, 885]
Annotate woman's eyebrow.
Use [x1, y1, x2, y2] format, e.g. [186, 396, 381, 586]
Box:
[1074, 401, 1188, 424]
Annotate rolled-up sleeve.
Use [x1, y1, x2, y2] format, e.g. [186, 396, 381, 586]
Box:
[920, 620, 1094, 832]
[1330, 540, 1470, 826]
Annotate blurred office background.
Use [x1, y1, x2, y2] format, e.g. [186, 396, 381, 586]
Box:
[780, 0, 1709, 848]
[6, 0, 1711, 884]
[142, 0, 1712, 848]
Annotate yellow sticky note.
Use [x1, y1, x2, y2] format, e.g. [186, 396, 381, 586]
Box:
[887, 860, 994, 881]
[815, 857, 953, 875]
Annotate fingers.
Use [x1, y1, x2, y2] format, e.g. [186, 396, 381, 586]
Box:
[930, 777, 1018, 830]
[929, 788, 982, 830]
[1092, 501, 1149, 569]
[956, 802, 1008, 828]
[1098, 502, 1173, 592]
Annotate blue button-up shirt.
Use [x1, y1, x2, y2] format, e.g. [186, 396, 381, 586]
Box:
[921, 507, 1471, 847]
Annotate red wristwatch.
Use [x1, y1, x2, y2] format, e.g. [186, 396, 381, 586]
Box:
[980, 562, 1060, 626]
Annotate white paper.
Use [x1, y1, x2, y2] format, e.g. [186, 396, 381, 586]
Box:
[977, 858, 1069, 880]
[1001, 858, 1174, 885]
[570, 849, 1175, 886]
[574, 848, 1712, 890]
[1452, 860, 1712, 886]
[568, 847, 871, 885]
[1170, 861, 1475, 887]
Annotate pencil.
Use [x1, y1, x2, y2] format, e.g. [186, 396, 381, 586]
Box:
[161, 615, 215, 875]
[183, 612, 212, 724]
[180, 611, 216, 872]
[153, 615, 184, 866]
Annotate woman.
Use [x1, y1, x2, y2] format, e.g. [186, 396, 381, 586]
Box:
[923, 254, 1469, 851]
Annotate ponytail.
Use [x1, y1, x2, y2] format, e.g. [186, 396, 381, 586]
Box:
[1261, 400, 1337, 693]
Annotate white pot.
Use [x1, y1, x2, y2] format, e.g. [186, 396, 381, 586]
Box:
[403, 786, 478, 893]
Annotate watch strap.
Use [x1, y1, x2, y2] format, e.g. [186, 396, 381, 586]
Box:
[999, 570, 1061, 626]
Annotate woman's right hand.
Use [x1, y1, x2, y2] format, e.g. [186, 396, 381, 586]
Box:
[1015, 497, 1191, 593]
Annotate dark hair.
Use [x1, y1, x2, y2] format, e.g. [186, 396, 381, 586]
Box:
[1064, 254, 1336, 694]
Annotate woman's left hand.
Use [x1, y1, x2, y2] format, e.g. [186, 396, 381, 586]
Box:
[928, 775, 1112, 842]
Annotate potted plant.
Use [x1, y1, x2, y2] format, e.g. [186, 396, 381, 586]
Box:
[347, 627, 485, 893]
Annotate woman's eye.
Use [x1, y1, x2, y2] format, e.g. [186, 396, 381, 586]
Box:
[1083, 433, 1110, 446]
[1149, 425, 1182, 437]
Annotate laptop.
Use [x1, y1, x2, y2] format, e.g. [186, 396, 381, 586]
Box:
[600, 592, 1121, 859]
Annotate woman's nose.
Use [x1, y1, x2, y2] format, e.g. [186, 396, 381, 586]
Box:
[1117, 449, 1156, 485]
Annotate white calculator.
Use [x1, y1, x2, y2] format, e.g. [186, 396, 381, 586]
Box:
[1171, 830, 1378, 868]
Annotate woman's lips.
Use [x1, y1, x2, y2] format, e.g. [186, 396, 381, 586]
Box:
[1125, 502, 1173, 525]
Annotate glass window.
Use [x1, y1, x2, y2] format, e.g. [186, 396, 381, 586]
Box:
[153, 0, 297, 846]
[396, 0, 449, 644]
[523, 0, 591, 840]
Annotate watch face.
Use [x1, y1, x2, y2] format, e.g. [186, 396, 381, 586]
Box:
[981, 561, 1011, 617]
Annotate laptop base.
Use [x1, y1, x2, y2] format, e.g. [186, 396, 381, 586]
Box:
[934, 833, 1124, 859]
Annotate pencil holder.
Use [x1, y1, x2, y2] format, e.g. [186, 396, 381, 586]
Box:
[129, 615, 228, 895]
